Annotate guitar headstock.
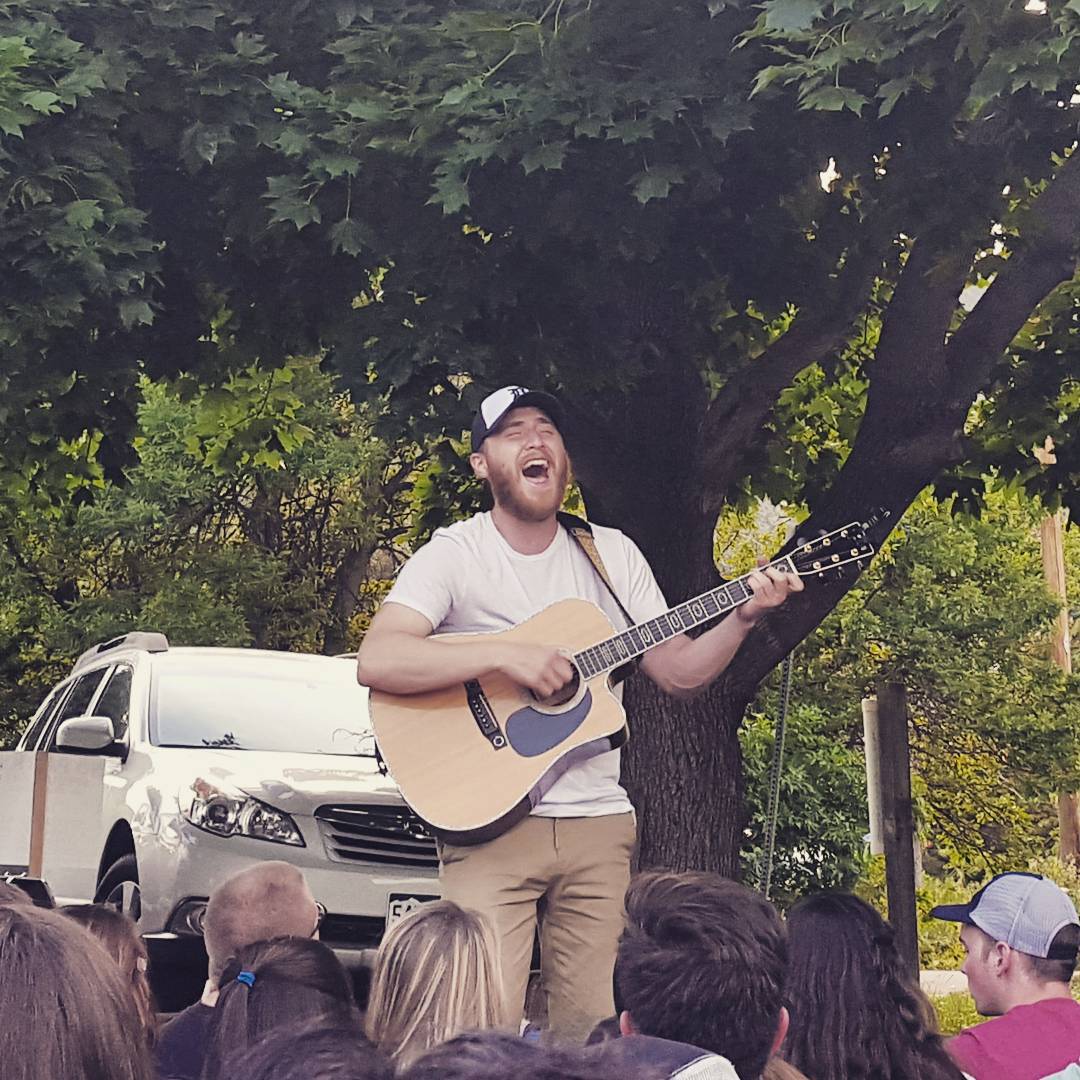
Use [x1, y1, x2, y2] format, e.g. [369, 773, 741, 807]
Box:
[786, 519, 877, 581]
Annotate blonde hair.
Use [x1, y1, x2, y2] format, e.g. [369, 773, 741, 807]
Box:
[365, 901, 506, 1068]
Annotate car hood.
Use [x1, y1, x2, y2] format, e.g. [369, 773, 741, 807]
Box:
[163, 748, 404, 815]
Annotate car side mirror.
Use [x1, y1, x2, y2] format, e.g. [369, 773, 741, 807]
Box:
[54, 715, 122, 755]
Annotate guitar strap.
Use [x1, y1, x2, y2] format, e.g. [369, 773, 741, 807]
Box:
[557, 511, 640, 685]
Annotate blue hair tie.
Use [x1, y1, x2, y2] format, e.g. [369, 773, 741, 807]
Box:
[235, 970, 256, 988]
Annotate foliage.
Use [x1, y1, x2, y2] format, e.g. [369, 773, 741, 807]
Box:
[859, 853, 1080, 974]
[0, 362, 394, 746]
[931, 993, 981, 1037]
[2, 0, 1080, 869]
[737, 489, 1080, 894]
[800, 490, 1080, 874]
[741, 702, 870, 904]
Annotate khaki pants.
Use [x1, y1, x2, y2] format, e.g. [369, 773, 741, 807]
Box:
[438, 811, 635, 1042]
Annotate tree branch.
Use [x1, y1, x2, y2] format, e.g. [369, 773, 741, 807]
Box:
[698, 248, 878, 513]
[946, 148, 1080, 409]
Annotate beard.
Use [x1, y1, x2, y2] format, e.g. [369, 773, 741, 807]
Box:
[487, 456, 570, 522]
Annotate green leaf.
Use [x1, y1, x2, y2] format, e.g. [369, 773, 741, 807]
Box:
[629, 164, 686, 203]
[575, 113, 610, 138]
[439, 78, 482, 108]
[605, 117, 654, 144]
[64, 200, 104, 230]
[311, 154, 360, 178]
[703, 102, 754, 142]
[118, 298, 154, 329]
[1067, 0, 1080, 13]
[0, 106, 27, 136]
[328, 217, 369, 256]
[427, 169, 469, 214]
[274, 126, 311, 157]
[749, 65, 791, 98]
[878, 76, 914, 118]
[342, 98, 391, 122]
[521, 141, 567, 174]
[799, 85, 869, 114]
[762, 0, 824, 32]
[21, 90, 61, 115]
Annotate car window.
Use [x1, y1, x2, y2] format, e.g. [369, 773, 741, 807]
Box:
[18, 683, 70, 751]
[44, 669, 108, 750]
[93, 665, 134, 741]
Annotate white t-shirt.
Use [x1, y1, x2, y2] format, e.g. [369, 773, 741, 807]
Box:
[383, 512, 670, 816]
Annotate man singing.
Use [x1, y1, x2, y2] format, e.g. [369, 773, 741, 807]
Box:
[357, 385, 802, 1039]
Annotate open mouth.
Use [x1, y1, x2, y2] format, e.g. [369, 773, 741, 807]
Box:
[521, 458, 551, 485]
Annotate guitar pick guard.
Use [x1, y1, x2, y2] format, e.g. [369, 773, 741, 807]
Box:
[505, 689, 594, 757]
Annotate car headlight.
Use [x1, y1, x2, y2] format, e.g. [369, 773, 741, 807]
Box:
[183, 778, 304, 847]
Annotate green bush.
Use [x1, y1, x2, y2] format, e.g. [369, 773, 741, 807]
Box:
[932, 993, 981, 1036]
[857, 854, 1080, 971]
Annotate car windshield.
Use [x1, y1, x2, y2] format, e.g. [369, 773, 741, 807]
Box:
[150, 655, 376, 756]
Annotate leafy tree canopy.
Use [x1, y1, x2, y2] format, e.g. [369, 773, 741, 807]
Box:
[3, 0, 1079, 869]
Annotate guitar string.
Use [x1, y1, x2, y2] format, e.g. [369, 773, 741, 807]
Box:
[572, 526, 870, 681]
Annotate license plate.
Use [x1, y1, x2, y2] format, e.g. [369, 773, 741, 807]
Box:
[385, 892, 439, 930]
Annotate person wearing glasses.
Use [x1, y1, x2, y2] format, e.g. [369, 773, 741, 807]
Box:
[156, 862, 326, 1080]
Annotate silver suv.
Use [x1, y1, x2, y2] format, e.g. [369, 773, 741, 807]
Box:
[0, 633, 440, 965]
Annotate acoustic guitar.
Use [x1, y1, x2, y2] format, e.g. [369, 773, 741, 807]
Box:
[369, 519, 876, 845]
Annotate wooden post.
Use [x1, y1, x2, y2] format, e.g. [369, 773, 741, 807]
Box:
[877, 682, 920, 979]
[1041, 511, 1078, 862]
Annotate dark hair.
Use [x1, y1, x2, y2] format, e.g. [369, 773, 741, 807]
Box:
[62, 904, 158, 1046]
[0, 903, 155, 1080]
[401, 1030, 664, 1080]
[586, 1015, 623, 1045]
[199, 936, 360, 1080]
[1029, 923, 1080, 984]
[615, 871, 786, 1080]
[783, 893, 964, 1080]
[220, 1023, 392, 1080]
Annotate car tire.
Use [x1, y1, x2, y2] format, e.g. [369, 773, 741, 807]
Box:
[95, 853, 141, 922]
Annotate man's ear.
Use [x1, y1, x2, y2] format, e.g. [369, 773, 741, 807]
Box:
[769, 1006, 789, 1056]
[469, 451, 488, 480]
[619, 1010, 638, 1037]
[995, 941, 1016, 977]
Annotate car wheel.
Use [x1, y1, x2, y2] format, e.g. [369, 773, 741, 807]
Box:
[95, 853, 141, 922]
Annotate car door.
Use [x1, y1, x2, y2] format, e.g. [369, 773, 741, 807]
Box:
[0, 682, 72, 876]
[34, 666, 113, 902]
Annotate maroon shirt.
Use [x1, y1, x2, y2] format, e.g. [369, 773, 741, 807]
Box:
[946, 998, 1080, 1079]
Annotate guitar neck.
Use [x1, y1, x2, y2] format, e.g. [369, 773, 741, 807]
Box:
[573, 555, 797, 681]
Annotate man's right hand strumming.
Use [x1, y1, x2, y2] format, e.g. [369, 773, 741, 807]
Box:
[494, 642, 575, 699]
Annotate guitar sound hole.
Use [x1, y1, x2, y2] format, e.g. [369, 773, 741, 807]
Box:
[533, 669, 581, 709]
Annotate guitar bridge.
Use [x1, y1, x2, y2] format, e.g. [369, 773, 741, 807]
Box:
[464, 680, 507, 750]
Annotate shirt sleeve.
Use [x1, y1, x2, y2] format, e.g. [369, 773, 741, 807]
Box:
[614, 532, 670, 624]
[382, 533, 465, 633]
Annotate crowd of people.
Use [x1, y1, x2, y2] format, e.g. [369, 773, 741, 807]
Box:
[2, 862, 1079, 1080]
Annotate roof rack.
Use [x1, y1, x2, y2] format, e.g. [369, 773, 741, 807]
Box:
[72, 632, 170, 675]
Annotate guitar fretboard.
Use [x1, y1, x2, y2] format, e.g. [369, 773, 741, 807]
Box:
[573, 557, 795, 680]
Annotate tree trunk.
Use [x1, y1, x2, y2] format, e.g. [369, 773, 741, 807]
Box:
[323, 542, 376, 656]
[623, 672, 749, 875]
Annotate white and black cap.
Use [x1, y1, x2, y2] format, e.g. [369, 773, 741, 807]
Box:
[470, 385, 563, 452]
[930, 872, 1080, 960]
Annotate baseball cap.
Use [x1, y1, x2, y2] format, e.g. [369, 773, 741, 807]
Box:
[470, 386, 563, 452]
[930, 872, 1080, 959]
